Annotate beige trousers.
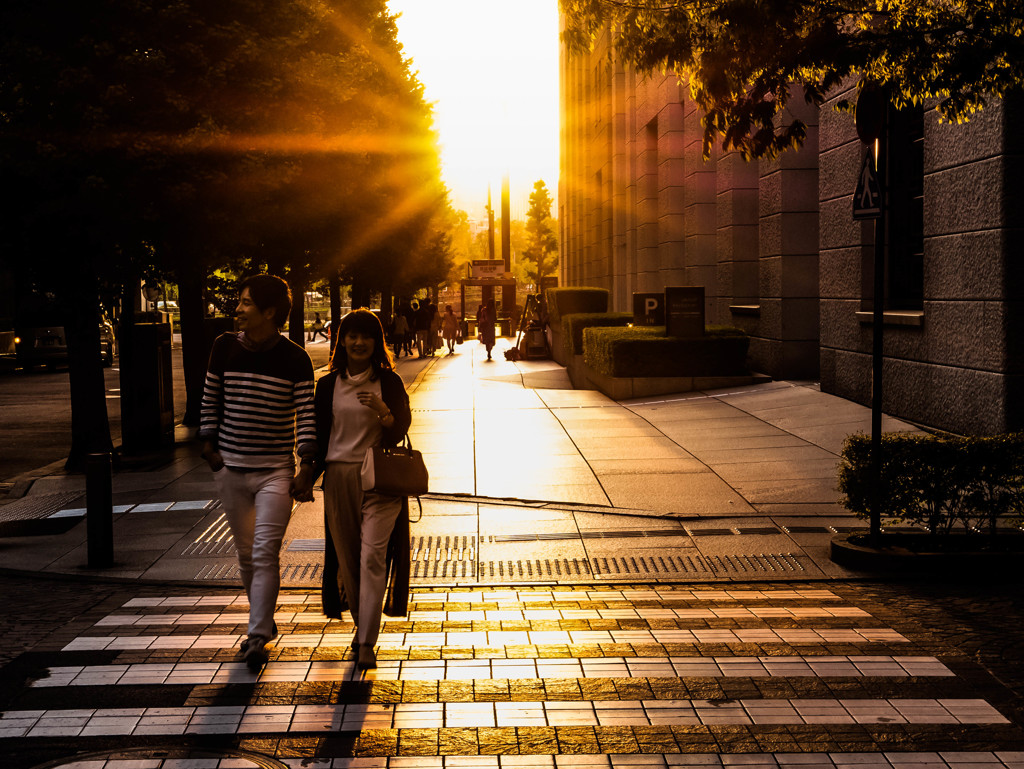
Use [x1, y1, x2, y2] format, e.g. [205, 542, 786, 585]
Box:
[323, 462, 402, 647]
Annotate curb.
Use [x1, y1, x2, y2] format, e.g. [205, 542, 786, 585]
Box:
[829, 531, 1024, 575]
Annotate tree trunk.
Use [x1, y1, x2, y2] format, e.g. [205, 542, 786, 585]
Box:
[288, 271, 307, 348]
[328, 271, 342, 357]
[350, 279, 370, 311]
[64, 270, 114, 472]
[178, 261, 208, 426]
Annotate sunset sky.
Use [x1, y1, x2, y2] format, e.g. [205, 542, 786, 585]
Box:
[386, 0, 560, 220]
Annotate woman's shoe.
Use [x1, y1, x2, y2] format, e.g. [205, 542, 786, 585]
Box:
[356, 644, 377, 670]
[243, 635, 269, 672]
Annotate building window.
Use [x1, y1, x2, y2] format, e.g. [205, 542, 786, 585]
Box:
[886, 107, 924, 310]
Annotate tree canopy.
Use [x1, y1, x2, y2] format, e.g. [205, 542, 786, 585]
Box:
[0, 0, 449, 463]
[520, 180, 558, 288]
[560, 0, 1024, 159]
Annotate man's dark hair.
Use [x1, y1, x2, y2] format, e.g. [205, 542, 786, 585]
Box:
[240, 274, 291, 328]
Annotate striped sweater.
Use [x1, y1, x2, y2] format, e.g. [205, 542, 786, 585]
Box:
[199, 333, 316, 469]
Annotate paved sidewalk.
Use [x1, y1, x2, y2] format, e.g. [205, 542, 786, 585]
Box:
[0, 337, 922, 584]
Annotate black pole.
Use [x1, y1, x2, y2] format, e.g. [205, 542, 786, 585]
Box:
[86, 451, 114, 568]
[870, 127, 887, 544]
[501, 174, 511, 273]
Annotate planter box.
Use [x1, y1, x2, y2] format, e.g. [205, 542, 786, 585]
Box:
[831, 531, 1024, 575]
[578, 358, 768, 399]
[549, 322, 567, 366]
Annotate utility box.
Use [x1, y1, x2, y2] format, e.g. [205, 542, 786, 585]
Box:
[120, 321, 174, 453]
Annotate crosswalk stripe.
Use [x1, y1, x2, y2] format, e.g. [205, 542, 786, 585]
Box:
[241, 755, 1024, 769]
[119, 588, 847, 608]
[63, 626, 909, 651]
[0, 697, 1008, 737]
[95, 606, 871, 625]
[31, 655, 953, 687]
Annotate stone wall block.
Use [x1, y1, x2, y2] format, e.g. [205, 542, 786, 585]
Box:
[759, 214, 782, 257]
[926, 103, 1005, 172]
[819, 142, 863, 201]
[760, 254, 782, 297]
[819, 247, 866, 299]
[781, 297, 820, 339]
[819, 299, 865, 351]
[781, 252, 820, 298]
[781, 212, 820, 255]
[925, 230, 1006, 300]
[925, 159, 1003, 236]
[819, 197, 865, 251]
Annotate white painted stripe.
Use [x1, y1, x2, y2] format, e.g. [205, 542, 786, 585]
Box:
[62, 627, 909, 652]
[19, 753, 1021, 769]
[31, 655, 952, 687]
[0, 698, 1007, 737]
[118, 589, 846, 608]
[292, 754, 1024, 769]
[94, 605, 870, 627]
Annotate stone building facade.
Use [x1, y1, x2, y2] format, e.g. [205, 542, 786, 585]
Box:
[559, 25, 1024, 435]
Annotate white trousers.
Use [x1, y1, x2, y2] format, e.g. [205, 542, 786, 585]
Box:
[323, 462, 402, 647]
[215, 466, 294, 639]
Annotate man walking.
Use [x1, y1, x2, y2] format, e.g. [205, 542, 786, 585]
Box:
[199, 274, 316, 671]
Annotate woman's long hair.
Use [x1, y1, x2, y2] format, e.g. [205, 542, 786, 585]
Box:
[329, 308, 395, 379]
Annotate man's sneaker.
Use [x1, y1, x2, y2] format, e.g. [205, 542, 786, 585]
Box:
[240, 621, 277, 653]
[243, 635, 269, 672]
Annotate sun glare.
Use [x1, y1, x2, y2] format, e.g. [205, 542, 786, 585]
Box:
[386, 0, 560, 219]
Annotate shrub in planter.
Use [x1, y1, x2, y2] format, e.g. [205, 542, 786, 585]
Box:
[583, 325, 748, 378]
[562, 312, 633, 362]
[837, 432, 1024, 536]
[546, 287, 609, 326]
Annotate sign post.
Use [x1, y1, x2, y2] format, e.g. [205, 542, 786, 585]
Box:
[855, 84, 887, 545]
[632, 293, 664, 326]
[664, 287, 705, 338]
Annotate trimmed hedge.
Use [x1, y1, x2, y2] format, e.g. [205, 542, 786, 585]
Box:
[583, 325, 748, 378]
[562, 312, 633, 361]
[546, 287, 608, 325]
[838, 432, 1024, 535]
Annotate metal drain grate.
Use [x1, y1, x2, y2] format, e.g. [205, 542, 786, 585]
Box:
[193, 562, 321, 581]
[183, 512, 235, 556]
[282, 563, 321, 582]
[412, 535, 477, 562]
[438, 553, 806, 581]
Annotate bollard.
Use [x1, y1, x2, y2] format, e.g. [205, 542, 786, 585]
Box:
[86, 451, 114, 568]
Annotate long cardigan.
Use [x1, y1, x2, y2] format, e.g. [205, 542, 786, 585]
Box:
[312, 367, 413, 620]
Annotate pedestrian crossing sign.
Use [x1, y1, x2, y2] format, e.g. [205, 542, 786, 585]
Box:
[853, 150, 882, 219]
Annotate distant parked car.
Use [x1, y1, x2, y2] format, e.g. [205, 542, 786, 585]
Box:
[14, 316, 116, 370]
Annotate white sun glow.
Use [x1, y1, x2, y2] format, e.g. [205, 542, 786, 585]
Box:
[386, 0, 560, 220]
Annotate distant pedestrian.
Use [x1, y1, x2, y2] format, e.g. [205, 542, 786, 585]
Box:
[199, 274, 316, 672]
[392, 311, 410, 358]
[309, 312, 329, 342]
[414, 300, 432, 357]
[477, 301, 496, 361]
[311, 309, 412, 671]
[428, 301, 442, 356]
[400, 302, 416, 357]
[441, 304, 458, 354]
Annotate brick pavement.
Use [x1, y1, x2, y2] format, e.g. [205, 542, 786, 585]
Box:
[1, 575, 1023, 768]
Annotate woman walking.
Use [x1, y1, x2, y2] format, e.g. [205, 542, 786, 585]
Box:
[477, 301, 496, 361]
[441, 304, 459, 355]
[311, 309, 412, 670]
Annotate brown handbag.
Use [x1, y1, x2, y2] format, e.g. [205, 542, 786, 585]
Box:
[360, 437, 429, 497]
